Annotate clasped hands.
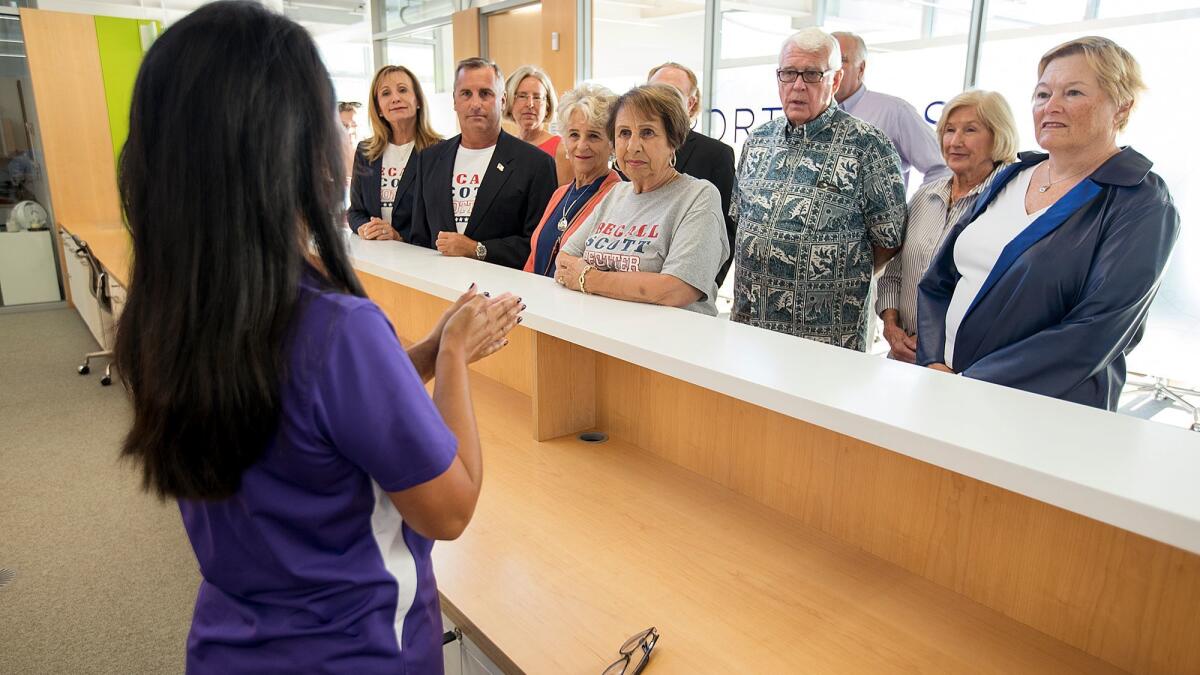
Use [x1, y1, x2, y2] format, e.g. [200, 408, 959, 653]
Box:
[429, 283, 524, 364]
[882, 320, 952, 372]
[553, 252, 587, 292]
[357, 217, 399, 241]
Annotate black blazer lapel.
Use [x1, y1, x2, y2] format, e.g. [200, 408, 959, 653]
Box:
[365, 154, 383, 215]
[464, 132, 516, 238]
[432, 139, 459, 234]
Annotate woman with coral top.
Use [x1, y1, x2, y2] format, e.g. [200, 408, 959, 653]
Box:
[505, 65, 573, 185]
[524, 82, 623, 278]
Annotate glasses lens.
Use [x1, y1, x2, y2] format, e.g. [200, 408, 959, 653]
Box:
[776, 69, 797, 83]
[603, 654, 630, 675]
[619, 627, 654, 655]
[801, 70, 826, 84]
[631, 630, 659, 675]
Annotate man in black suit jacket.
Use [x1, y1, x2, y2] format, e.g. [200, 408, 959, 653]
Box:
[648, 62, 738, 286]
[409, 58, 557, 269]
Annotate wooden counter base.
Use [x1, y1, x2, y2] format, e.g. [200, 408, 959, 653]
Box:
[359, 271, 1200, 675]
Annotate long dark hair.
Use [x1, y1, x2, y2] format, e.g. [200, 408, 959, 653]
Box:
[116, 0, 364, 500]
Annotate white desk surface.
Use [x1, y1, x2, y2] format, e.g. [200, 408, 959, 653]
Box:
[348, 238, 1200, 556]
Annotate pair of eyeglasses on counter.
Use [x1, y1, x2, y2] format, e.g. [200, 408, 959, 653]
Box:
[602, 626, 659, 674]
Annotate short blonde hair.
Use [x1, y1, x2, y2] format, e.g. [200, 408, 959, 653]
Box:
[607, 84, 690, 151]
[936, 90, 1019, 164]
[1038, 36, 1145, 131]
[557, 82, 618, 138]
[646, 62, 700, 120]
[503, 65, 558, 127]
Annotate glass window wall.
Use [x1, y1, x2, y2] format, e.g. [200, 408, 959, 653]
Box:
[712, 0, 973, 162]
[385, 24, 459, 138]
[590, 0, 705, 98]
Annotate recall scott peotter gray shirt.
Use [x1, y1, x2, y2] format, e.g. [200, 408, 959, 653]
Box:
[561, 173, 728, 316]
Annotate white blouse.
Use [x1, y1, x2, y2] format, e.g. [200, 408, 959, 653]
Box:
[944, 166, 1048, 366]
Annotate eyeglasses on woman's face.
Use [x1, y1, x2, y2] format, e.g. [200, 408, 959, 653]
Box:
[775, 68, 833, 84]
[602, 627, 659, 675]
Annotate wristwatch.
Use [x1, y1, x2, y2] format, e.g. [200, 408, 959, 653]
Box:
[475, 241, 487, 261]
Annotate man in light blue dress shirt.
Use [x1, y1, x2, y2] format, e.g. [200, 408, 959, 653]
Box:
[833, 32, 950, 189]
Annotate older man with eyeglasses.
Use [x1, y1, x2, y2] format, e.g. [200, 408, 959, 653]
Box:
[730, 28, 907, 352]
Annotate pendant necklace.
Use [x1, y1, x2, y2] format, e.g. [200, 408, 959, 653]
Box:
[1037, 162, 1089, 193]
[557, 183, 592, 231]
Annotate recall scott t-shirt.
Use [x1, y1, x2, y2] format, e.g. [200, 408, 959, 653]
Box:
[380, 141, 415, 224]
[450, 143, 496, 233]
[561, 173, 728, 316]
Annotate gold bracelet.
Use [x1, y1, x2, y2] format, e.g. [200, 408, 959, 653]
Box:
[579, 264, 592, 294]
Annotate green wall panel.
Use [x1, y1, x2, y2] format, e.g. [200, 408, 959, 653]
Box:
[94, 17, 158, 165]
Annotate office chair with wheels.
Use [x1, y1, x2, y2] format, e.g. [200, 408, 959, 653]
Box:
[69, 234, 115, 386]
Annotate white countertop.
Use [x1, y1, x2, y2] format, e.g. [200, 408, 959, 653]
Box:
[349, 237, 1200, 555]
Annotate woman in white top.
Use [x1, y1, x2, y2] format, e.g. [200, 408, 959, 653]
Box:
[876, 90, 1018, 362]
[349, 65, 442, 241]
[555, 84, 728, 316]
[916, 37, 1179, 410]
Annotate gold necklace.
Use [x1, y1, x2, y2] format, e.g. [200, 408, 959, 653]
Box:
[1036, 162, 1090, 193]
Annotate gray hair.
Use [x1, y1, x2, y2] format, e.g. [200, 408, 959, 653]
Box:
[780, 28, 841, 71]
[831, 31, 867, 66]
[557, 82, 618, 138]
[454, 57, 504, 91]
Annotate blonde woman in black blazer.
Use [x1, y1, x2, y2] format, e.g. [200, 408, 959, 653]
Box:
[348, 65, 441, 241]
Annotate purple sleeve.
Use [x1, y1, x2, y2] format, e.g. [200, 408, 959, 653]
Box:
[314, 303, 458, 492]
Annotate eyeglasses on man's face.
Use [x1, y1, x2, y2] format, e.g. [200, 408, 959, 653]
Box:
[776, 68, 833, 84]
[602, 627, 659, 675]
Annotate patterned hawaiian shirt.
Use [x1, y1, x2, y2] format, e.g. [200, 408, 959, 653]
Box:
[731, 102, 907, 351]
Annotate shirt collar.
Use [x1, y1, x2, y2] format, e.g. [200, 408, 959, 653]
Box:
[1014, 146, 1152, 188]
[840, 85, 867, 112]
[930, 163, 1004, 205]
[784, 101, 840, 140]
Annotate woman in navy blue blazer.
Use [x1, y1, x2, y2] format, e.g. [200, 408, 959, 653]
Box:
[917, 36, 1180, 410]
[348, 65, 442, 241]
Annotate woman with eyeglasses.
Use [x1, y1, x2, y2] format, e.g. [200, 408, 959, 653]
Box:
[504, 65, 572, 184]
[115, 2, 522, 670]
[524, 83, 622, 278]
[555, 84, 728, 315]
[917, 37, 1180, 410]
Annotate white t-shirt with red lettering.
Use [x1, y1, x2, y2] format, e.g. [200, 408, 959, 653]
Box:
[561, 174, 727, 316]
[450, 144, 496, 233]
[380, 141, 414, 224]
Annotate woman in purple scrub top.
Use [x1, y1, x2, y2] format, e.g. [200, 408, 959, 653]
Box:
[113, 3, 523, 672]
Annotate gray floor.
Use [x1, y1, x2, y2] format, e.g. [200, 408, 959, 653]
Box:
[0, 308, 197, 674]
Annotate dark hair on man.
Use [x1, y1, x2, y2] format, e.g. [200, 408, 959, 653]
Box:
[115, 0, 364, 500]
[606, 84, 691, 152]
[454, 57, 504, 89]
